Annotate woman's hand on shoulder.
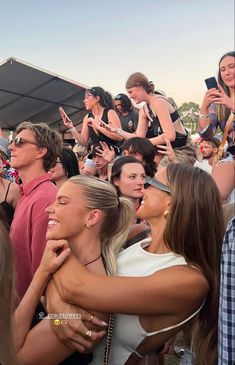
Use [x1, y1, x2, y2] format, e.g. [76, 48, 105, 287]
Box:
[39, 240, 71, 276]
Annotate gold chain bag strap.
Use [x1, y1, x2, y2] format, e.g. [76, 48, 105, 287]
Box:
[103, 313, 114, 365]
[214, 111, 235, 164]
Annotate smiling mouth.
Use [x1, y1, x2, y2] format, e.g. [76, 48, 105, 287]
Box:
[48, 219, 59, 229]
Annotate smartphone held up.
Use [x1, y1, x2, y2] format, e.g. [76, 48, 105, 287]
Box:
[204, 77, 218, 90]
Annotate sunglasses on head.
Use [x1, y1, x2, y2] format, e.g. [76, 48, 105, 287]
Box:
[10, 137, 41, 148]
[114, 94, 122, 100]
[86, 88, 98, 96]
[144, 176, 171, 194]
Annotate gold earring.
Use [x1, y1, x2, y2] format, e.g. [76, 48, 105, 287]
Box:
[163, 211, 168, 220]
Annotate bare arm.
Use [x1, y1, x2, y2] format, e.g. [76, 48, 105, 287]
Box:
[106, 107, 148, 140]
[53, 253, 208, 316]
[88, 110, 123, 142]
[14, 241, 72, 364]
[8, 181, 20, 209]
[59, 107, 89, 145]
[212, 161, 235, 202]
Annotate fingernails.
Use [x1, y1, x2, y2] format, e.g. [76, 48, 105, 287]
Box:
[100, 320, 108, 326]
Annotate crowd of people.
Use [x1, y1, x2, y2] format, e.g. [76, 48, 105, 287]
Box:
[0, 51, 234, 365]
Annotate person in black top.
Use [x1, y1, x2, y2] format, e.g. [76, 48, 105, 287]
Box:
[60, 87, 123, 154]
[114, 93, 139, 133]
[0, 143, 19, 227]
[110, 72, 188, 148]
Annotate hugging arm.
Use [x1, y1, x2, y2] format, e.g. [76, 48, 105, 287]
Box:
[53, 253, 208, 316]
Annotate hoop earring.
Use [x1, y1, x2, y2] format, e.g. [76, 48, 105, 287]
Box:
[163, 211, 168, 220]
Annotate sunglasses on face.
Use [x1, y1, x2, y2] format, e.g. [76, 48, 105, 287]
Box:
[144, 176, 171, 194]
[10, 137, 41, 148]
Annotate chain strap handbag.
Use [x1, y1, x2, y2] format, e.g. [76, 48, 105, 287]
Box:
[103, 314, 114, 365]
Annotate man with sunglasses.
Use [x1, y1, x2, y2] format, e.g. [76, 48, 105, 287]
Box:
[9, 122, 62, 300]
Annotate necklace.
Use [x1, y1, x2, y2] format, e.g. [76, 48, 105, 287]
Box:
[84, 253, 102, 267]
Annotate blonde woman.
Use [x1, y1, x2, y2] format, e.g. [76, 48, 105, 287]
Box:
[11, 176, 133, 365]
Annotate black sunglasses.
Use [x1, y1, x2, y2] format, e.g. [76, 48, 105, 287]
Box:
[10, 137, 41, 147]
[144, 176, 171, 194]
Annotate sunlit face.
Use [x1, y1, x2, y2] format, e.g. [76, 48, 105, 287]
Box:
[50, 158, 66, 183]
[83, 92, 99, 111]
[136, 168, 171, 222]
[126, 86, 146, 104]
[113, 163, 146, 199]
[200, 141, 217, 159]
[219, 56, 235, 89]
[46, 182, 90, 243]
[122, 149, 144, 163]
[9, 129, 43, 171]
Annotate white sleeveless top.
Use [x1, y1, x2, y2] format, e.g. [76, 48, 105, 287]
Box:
[92, 238, 202, 365]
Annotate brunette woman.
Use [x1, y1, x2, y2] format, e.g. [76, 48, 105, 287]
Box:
[110, 72, 187, 148]
[60, 86, 122, 154]
[199, 51, 235, 147]
[48, 164, 224, 365]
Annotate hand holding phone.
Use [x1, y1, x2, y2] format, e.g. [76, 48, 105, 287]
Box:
[59, 107, 73, 128]
[204, 77, 218, 90]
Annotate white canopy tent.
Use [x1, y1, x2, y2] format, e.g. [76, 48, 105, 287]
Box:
[0, 57, 88, 132]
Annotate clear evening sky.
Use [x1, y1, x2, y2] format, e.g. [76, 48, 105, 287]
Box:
[1, 0, 234, 107]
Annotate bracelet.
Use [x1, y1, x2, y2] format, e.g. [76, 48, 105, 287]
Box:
[70, 127, 76, 133]
[199, 113, 209, 119]
[117, 128, 124, 136]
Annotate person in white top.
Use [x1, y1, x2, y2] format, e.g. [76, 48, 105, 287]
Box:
[47, 163, 224, 365]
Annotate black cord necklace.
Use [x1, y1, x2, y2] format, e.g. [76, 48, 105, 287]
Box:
[84, 253, 102, 266]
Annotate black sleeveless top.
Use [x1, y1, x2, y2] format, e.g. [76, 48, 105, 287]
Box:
[145, 99, 188, 148]
[88, 108, 122, 154]
[0, 181, 14, 225]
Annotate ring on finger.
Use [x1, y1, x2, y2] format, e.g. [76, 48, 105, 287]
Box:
[84, 330, 92, 339]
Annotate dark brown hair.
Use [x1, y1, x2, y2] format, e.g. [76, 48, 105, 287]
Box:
[164, 163, 225, 365]
[0, 220, 17, 365]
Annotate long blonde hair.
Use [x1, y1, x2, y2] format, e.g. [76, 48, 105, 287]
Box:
[69, 175, 134, 275]
[0, 220, 17, 365]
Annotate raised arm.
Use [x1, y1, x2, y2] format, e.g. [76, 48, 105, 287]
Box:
[14, 241, 73, 365]
[59, 107, 89, 146]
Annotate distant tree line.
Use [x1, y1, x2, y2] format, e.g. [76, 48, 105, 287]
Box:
[169, 98, 200, 134]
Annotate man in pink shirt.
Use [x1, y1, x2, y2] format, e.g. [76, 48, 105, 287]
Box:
[10, 122, 62, 299]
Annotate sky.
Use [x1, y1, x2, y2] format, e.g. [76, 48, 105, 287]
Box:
[1, 0, 234, 107]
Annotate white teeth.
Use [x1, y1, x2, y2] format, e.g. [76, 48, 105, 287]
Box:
[48, 220, 58, 225]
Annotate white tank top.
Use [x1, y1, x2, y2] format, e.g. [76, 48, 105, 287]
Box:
[92, 238, 202, 365]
